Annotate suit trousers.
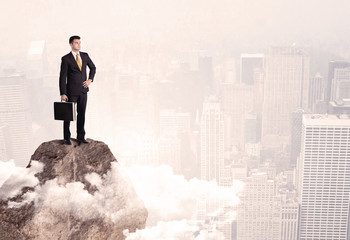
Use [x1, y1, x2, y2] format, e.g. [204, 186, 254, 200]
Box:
[64, 93, 87, 140]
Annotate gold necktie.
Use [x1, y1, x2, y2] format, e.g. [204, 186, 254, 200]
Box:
[76, 53, 82, 71]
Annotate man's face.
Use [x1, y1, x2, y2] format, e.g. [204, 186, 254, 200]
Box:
[70, 39, 81, 51]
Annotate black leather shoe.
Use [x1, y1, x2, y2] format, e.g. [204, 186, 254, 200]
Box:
[77, 139, 89, 144]
[64, 139, 72, 145]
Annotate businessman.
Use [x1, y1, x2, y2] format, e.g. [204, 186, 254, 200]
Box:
[59, 35, 96, 145]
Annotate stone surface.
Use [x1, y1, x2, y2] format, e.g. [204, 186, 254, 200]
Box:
[0, 138, 148, 240]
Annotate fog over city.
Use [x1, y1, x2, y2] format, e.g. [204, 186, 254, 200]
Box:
[1, 0, 350, 239]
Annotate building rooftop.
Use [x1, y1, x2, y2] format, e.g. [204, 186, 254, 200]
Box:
[303, 114, 350, 125]
[330, 99, 350, 107]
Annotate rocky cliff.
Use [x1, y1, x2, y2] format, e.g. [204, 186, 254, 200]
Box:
[0, 138, 148, 240]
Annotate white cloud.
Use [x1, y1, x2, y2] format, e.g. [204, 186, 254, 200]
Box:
[0, 161, 243, 239]
[0, 160, 43, 200]
[0, 161, 145, 224]
[122, 164, 244, 239]
[124, 219, 225, 240]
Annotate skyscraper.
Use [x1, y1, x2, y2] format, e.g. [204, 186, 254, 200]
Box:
[290, 109, 305, 166]
[326, 61, 350, 102]
[200, 95, 225, 182]
[0, 71, 32, 167]
[262, 46, 310, 146]
[159, 109, 191, 135]
[240, 54, 264, 85]
[221, 82, 254, 148]
[0, 123, 9, 162]
[237, 172, 281, 240]
[308, 73, 325, 112]
[158, 133, 181, 173]
[298, 114, 350, 239]
[199, 96, 231, 239]
[331, 67, 350, 101]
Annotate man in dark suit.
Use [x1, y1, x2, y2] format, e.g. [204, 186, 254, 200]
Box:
[59, 35, 96, 145]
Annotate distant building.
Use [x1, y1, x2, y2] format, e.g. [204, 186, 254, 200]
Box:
[308, 73, 325, 112]
[328, 99, 350, 114]
[221, 82, 254, 148]
[0, 124, 9, 162]
[200, 95, 225, 182]
[262, 46, 310, 146]
[280, 198, 299, 240]
[26, 40, 47, 79]
[331, 67, 350, 101]
[290, 109, 305, 166]
[237, 172, 281, 240]
[199, 95, 231, 239]
[158, 133, 181, 174]
[326, 61, 350, 102]
[240, 54, 265, 85]
[237, 167, 299, 240]
[159, 109, 191, 135]
[244, 114, 260, 144]
[0, 72, 32, 166]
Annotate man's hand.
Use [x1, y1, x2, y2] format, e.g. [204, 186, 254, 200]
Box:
[61, 94, 68, 101]
[83, 79, 92, 88]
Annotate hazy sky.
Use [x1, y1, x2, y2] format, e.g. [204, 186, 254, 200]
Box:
[1, 0, 350, 55]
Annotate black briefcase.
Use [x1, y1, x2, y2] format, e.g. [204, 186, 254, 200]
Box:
[54, 101, 77, 121]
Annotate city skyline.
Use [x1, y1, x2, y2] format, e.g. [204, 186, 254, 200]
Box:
[1, 1, 350, 239]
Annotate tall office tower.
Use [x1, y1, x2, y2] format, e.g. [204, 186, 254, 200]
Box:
[244, 114, 259, 144]
[331, 67, 350, 100]
[199, 95, 226, 234]
[308, 73, 325, 112]
[290, 109, 304, 166]
[159, 109, 191, 135]
[262, 46, 310, 146]
[214, 58, 238, 97]
[217, 163, 234, 240]
[240, 54, 265, 85]
[180, 50, 214, 94]
[114, 73, 139, 117]
[181, 50, 206, 71]
[0, 72, 31, 167]
[199, 56, 214, 94]
[224, 58, 237, 84]
[298, 114, 350, 240]
[26, 40, 47, 79]
[221, 82, 254, 148]
[326, 61, 350, 102]
[237, 172, 281, 240]
[253, 67, 265, 114]
[0, 124, 9, 162]
[200, 95, 225, 182]
[136, 130, 158, 166]
[159, 109, 191, 175]
[158, 133, 181, 174]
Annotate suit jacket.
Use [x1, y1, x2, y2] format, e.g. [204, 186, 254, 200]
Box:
[59, 51, 96, 96]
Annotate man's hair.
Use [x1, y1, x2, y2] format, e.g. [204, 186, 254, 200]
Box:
[69, 35, 80, 44]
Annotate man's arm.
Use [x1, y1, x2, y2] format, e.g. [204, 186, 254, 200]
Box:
[86, 53, 96, 82]
[59, 56, 68, 96]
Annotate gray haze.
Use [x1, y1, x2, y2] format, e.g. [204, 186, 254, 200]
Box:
[1, 0, 350, 239]
[1, 0, 350, 54]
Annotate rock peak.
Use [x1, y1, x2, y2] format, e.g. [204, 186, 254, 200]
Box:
[0, 138, 148, 240]
[28, 138, 117, 193]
